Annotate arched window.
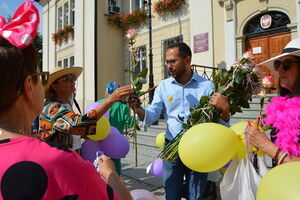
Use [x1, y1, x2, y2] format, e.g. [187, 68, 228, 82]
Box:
[244, 11, 290, 38]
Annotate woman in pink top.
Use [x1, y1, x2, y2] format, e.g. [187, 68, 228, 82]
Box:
[0, 2, 132, 200]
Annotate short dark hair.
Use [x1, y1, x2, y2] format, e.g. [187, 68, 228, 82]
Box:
[167, 42, 192, 59]
[0, 37, 39, 113]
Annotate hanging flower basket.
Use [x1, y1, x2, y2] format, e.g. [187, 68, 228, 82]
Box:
[105, 8, 147, 30]
[154, 0, 185, 16]
[52, 25, 74, 45]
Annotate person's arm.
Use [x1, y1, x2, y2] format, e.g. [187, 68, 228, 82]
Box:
[94, 86, 132, 120]
[209, 93, 230, 122]
[98, 155, 132, 200]
[246, 126, 300, 164]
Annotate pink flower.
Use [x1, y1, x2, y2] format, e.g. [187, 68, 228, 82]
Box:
[262, 76, 273, 88]
[242, 51, 254, 60]
[125, 29, 137, 39]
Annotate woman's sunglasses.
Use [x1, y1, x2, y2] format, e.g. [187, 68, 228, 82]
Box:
[274, 59, 300, 71]
[31, 72, 49, 86]
[55, 74, 77, 83]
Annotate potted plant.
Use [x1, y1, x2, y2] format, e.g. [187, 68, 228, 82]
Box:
[154, 0, 185, 16]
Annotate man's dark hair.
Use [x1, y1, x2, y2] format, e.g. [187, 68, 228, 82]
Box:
[167, 42, 192, 59]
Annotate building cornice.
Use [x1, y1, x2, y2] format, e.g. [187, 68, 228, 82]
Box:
[38, 0, 50, 7]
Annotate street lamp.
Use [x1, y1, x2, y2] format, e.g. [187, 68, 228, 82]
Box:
[146, 0, 154, 104]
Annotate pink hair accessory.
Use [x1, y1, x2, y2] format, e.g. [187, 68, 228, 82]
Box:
[0, 1, 40, 49]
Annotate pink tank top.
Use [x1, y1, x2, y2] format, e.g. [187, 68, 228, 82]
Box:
[0, 136, 118, 200]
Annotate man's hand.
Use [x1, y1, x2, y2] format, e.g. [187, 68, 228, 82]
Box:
[209, 93, 230, 121]
[128, 95, 142, 110]
[128, 94, 145, 121]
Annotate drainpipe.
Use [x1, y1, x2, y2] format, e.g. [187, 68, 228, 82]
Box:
[94, 0, 98, 101]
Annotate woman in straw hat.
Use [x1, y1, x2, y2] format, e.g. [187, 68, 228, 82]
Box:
[0, 1, 131, 199]
[38, 66, 132, 149]
[246, 38, 300, 165]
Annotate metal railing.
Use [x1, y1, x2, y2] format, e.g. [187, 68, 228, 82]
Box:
[191, 64, 218, 81]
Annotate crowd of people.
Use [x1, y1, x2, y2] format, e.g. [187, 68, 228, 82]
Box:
[0, 1, 300, 200]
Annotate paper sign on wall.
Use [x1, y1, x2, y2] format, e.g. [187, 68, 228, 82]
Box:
[252, 47, 262, 54]
[194, 33, 209, 53]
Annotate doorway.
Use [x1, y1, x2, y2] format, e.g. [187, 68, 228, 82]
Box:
[246, 32, 291, 92]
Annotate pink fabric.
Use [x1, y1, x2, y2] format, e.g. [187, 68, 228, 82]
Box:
[0, 137, 118, 200]
[0, 1, 39, 49]
[263, 97, 300, 156]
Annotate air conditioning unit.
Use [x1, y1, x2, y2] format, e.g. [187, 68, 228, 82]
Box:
[108, 5, 120, 14]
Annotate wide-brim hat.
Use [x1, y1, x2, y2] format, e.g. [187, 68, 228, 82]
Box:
[258, 39, 300, 75]
[44, 66, 83, 98]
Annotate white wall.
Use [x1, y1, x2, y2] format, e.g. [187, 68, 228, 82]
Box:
[189, 0, 213, 67]
[74, 0, 95, 111]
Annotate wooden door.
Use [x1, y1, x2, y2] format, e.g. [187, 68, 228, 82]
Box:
[246, 32, 291, 93]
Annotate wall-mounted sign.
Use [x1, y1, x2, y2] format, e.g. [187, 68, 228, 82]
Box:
[194, 33, 209, 53]
[252, 47, 262, 54]
[260, 14, 272, 29]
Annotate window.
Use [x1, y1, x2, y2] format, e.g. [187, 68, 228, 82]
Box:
[64, 2, 69, 26]
[58, 60, 62, 67]
[136, 45, 147, 75]
[70, 56, 74, 67]
[244, 11, 290, 38]
[134, 0, 145, 10]
[108, 0, 120, 14]
[162, 35, 183, 78]
[63, 58, 68, 68]
[70, 0, 75, 26]
[58, 7, 63, 30]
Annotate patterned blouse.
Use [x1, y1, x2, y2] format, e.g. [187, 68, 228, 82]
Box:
[37, 100, 97, 148]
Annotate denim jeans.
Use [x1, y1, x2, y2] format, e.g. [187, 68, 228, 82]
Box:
[163, 158, 208, 200]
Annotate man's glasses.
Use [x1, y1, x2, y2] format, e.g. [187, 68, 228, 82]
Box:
[164, 59, 178, 66]
[55, 74, 77, 83]
[31, 72, 49, 86]
[274, 59, 300, 71]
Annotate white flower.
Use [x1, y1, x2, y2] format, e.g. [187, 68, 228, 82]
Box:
[125, 29, 137, 40]
[231, 62, 240, 68]
[242, 51, 254, 61]
[262, 76, 273, 89]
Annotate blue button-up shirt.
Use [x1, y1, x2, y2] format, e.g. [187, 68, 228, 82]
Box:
[143, 73, 229, 141]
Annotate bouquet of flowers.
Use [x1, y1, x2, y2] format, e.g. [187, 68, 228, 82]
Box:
[159, 51, 261, 161]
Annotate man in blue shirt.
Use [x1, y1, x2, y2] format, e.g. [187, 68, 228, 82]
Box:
[130, 43, 230, 200]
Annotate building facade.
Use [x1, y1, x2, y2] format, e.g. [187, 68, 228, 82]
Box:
[39, 0, 300, 111]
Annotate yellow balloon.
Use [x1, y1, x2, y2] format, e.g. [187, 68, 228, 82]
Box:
[231, 121, 248, 160]
[178, 123, 238, 172]
[257, 162, 300, 200]
[88, 116, 110, 141]
[230, 121, 265, 160]
[155, 132, 165, 150]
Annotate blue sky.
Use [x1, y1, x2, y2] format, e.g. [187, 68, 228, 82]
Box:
[0, 0, 43, 32]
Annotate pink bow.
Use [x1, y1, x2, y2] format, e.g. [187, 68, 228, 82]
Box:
[0, 1, 40, 49]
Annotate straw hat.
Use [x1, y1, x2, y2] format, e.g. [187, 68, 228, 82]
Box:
[44, 66, 83, 98]
[258, 38, 300, 74]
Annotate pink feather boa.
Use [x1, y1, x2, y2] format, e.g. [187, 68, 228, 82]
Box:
[263, 96, 300, 156]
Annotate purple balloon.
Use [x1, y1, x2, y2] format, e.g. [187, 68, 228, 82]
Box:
[222, 160, 232, 169]
[151, 158, 163, 178]
[85, 102, 109, 118]
[100, 127, 130, 159]
[81, 139, 102, 163]
[130, 189, 159, 200]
